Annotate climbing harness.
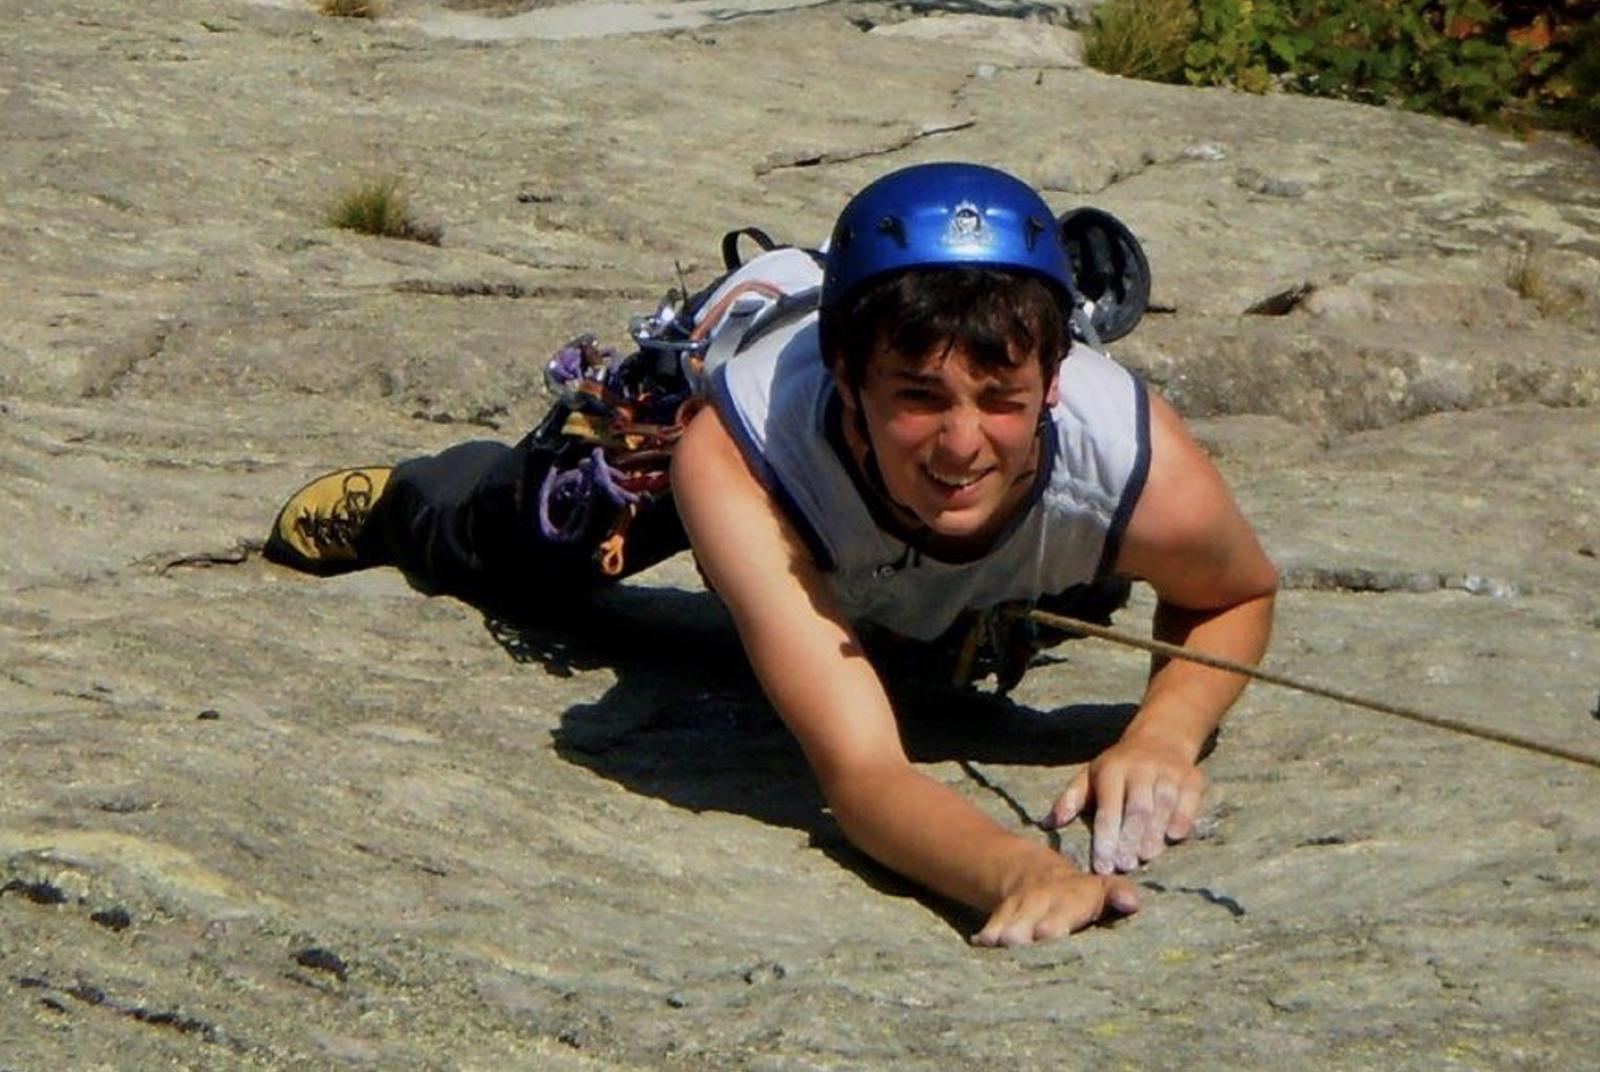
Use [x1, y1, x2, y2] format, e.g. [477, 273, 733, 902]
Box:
[530, 229, 810, 577]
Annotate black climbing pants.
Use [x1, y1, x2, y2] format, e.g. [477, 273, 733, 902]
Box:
[355, 427, 1128, 677]
[357, 437, 689, 614]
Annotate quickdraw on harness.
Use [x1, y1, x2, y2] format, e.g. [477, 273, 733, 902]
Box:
[530, 229, 814, 578]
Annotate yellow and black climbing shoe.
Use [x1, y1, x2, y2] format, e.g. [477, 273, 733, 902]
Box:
[264, 466, 394, 576]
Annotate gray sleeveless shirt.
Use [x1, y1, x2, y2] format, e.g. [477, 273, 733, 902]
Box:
[706, 254, 1150, 641]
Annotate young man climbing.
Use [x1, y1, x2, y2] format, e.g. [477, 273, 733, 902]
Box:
[265, 162, 1278, 947]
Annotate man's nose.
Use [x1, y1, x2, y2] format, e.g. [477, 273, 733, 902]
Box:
[935, 407, 984, 460]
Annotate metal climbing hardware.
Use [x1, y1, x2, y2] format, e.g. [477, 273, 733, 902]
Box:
[532, 238, 821, 577]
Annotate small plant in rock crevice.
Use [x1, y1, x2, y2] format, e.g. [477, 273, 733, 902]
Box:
[1505, 243, 1586, 319]
[317, 0, 383, 18]
[1083, 0, 1199, 83]
[328, 180, 442, 245]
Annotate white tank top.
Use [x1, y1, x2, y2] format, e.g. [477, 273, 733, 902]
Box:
[705, 252, 1149, 641]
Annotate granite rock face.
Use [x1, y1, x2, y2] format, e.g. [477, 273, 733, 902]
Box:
[2, 1, 1598, 1068]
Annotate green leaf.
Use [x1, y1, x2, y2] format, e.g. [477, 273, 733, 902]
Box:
[1185, 39, 1218, 67]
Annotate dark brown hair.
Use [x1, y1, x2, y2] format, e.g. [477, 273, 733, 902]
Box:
[821, 268, 1065, 390]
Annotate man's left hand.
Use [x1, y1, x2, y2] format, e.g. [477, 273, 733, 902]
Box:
[1044, 737, 1206, 874]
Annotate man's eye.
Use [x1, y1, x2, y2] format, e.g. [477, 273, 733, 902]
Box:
[896, 389, 941, 404]
[982, 396, 1028, 414]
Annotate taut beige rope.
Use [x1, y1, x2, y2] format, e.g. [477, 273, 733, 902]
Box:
[1023, 608, 1600, 772]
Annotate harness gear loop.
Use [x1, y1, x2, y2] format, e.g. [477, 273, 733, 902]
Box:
[596, 502, 639, 578]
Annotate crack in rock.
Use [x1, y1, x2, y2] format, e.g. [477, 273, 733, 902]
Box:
[0, 668, 117, 707]
[1244, 282, 1316, 316]
[753, 118, 977, 176]
[1279, 566, 1518, 598]
[1140, 880, 1246, 918]
[14, 974, 248, 1052]
[155, 540, 258, 575]
[391, 279, 648, 301]
[1040, 142, 1242, 196]
[84, 318, 181, 400]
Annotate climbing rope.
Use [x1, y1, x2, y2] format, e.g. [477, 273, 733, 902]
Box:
[1020, 607, 1600, 773]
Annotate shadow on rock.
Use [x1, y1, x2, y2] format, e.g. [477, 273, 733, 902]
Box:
[469, 580, 1144, 935]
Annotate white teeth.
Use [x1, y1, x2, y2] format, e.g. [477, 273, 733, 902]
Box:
[925, 468, 981, 488]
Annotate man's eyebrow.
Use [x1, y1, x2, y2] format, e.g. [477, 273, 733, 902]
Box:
[887, 370, 1030, 394]
[888, 369, 943, 384]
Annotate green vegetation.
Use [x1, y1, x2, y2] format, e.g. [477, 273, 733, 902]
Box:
[1184, 0, 1301, 93]
[1083, 0, 1198, 83]
[328, 180, 442, 245]
[1081, 1, 1600, 146]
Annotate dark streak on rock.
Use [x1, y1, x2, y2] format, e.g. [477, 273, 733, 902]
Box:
[1279, 566, 1516, 598]
[96, 793, 148, 813]
[351, 841, 450, 876]
[158, 548, 251, 574]
[91, 906, 133, 931]
[1182, 886, 1246, 917]
[409, 403, 507, 430]
[1, 879, 70, 905]
[17, 974, 243, 1049]
[959, 760, 1058, 850]
[67, 982, 110, 1006]
[129, 1005, 223, 1041]
[1244, 282, 1315, 316]
[293, 946, 350, 982]
[392, 279, 645, 301]
[156, 536, 263, 576]
[1139, 879, 1246, 917]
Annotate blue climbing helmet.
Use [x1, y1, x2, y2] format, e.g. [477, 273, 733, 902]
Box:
[819, 162, 1078, 315]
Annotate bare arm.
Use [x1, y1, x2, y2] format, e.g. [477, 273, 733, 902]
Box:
[1049, 389, 1278, 872]
[672, 406, 1137, 944]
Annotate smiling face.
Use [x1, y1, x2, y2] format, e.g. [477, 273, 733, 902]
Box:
[838, 339, 1059, 547]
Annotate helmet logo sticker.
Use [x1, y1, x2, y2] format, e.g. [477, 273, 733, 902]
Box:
[943, 202, 992, 250]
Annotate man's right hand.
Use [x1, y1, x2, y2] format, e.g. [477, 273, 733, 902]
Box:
[971, 854, 1140, 947]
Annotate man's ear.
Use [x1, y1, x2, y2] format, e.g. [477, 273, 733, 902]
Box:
[829, 360, 860, 415]
[1044, 363, 1062, 409]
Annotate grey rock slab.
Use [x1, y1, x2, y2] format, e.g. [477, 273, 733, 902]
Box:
[404, 0, 834, 41]
[870, 13, 1085, 67]
[2, 0, 1599, 1068]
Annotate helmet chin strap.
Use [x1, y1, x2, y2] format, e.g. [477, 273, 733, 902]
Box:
[844, 385, 925, 532]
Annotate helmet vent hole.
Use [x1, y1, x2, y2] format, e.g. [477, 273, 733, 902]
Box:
[1024, 215, 1046, 251]
[876, 215, 907, 247]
